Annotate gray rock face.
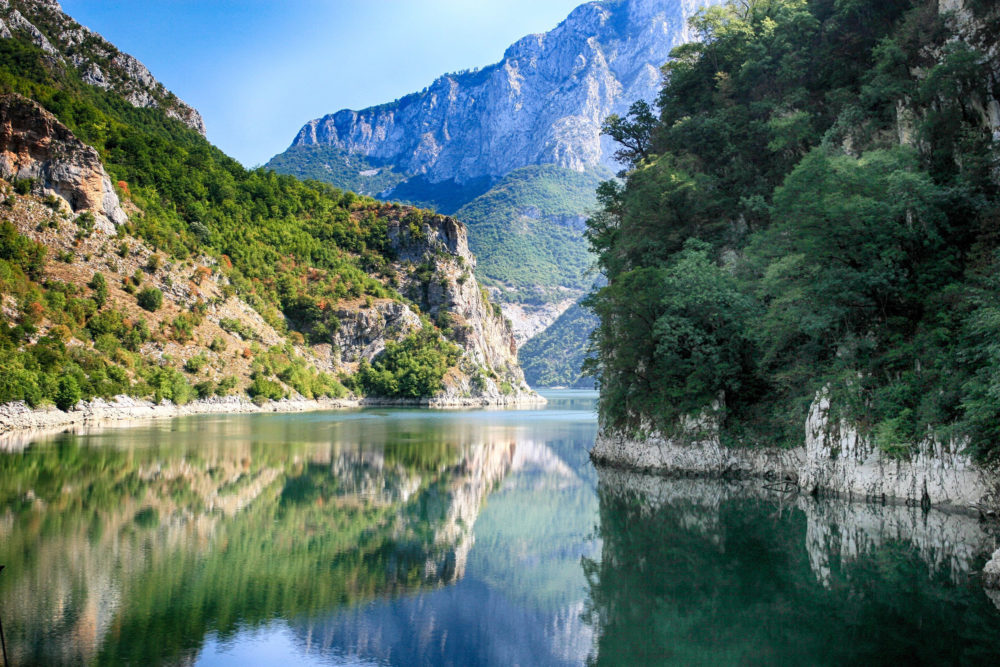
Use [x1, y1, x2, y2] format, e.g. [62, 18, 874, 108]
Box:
[385, 212, 537, 402]
[4, 7, 57, 54]
[0, 0, 206, 135]
[331, 300, 424, 364]
[590, 389, 1000, 513]
[312, 209, 537, 404]
[289, 0, 719, 184]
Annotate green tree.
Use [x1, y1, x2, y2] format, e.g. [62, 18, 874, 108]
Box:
[356, 329, 461, 398]
[586, 241, 754, 430]
[55, 375, 81, 411]
[137, 287, 164, 312]
[88, 271, 108, 308]
[601, 100, 657, 171]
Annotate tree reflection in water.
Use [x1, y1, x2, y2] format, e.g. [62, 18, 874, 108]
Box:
[583, 469, 1000, 666]
[0, 418, 516, 666]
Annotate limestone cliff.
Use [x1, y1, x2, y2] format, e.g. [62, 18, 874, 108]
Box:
[0, 0, 206, 134]
[327, 208, 537, 403]
[281, 0, 719, 185]
[591, 390, 1000, 512]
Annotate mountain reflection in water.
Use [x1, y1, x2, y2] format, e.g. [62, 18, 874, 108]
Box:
[1, 391, 999, 666]
[0, 393, 601, 666]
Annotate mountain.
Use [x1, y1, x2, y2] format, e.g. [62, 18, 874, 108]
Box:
[0, 0, 205, 134]
[0, 0, 536, 415]
[268, 0, 718, 386]
[279, 0, 713, 183]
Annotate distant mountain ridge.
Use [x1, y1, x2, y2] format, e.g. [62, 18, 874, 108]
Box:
[280, 0, 717, 186]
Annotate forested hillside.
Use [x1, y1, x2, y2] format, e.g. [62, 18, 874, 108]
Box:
[586, 0, 1000, 459]
[454, 165, 609, 302]
[519, 301, 597, 388]
[0, 0, 531, 410]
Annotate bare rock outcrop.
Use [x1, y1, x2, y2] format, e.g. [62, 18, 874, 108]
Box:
[331, 300, 424, 364]
[386, 212, 537, 403]
[590, 389, 1000, 512]
[0, 93, 126, 230]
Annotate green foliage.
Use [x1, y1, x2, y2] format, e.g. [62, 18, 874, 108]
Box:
[216, 376, 238, 396]
[601, 100, 657, 171]
[587, 0, 1000, 456]
[252, 344, 348, 399]
[587, 241, 755, 430]
[265, 144, 407, 197]
[55, 374, 81, 411]
[248, 375, 286, 402]
[0, 220, 46, 280]
[519, 301, 597, 388]
[455, 165, 611, 300]
[218, 317, 256, 341]
[88, 271, 108, 308]
[75, 211, 94, 239]
[142, 365, 194, 405]
[353, 329, 461, 398]
[12, 177, 34, 195]
[136, 286, 163, 312]
[183, 354, 207, 374]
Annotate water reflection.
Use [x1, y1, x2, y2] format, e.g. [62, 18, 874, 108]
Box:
[585, 468, 1000, 666]
[0, 392, 601, 666]
[4, 392, 998, 666]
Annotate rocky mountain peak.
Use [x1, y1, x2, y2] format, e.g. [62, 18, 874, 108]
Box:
[282, 0, 719, 185]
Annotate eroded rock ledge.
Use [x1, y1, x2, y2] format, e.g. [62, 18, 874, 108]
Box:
[591, 393, 1000, 513]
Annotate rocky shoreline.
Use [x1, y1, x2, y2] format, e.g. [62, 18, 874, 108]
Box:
[0, 391, 547, 444]
[591, 394, 1000, 513]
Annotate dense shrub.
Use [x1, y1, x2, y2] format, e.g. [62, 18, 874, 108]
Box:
[353, 329, 461, 398]
[136, 287, 163, 312]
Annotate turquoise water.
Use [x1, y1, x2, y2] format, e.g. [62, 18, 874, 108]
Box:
[1, 390, 999, 665]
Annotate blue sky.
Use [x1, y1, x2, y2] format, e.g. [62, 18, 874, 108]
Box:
[59, 0, 587, 166]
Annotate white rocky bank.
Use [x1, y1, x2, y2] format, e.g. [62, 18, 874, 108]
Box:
[591, 391, 1000, 512]
[0, 390, 546, 444]
[0, 395, 359, 445]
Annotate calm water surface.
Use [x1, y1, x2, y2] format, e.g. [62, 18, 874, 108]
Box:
[1, 390, 999, 665]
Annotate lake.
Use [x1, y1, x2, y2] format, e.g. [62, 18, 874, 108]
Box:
[1, 390, 999, 665]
